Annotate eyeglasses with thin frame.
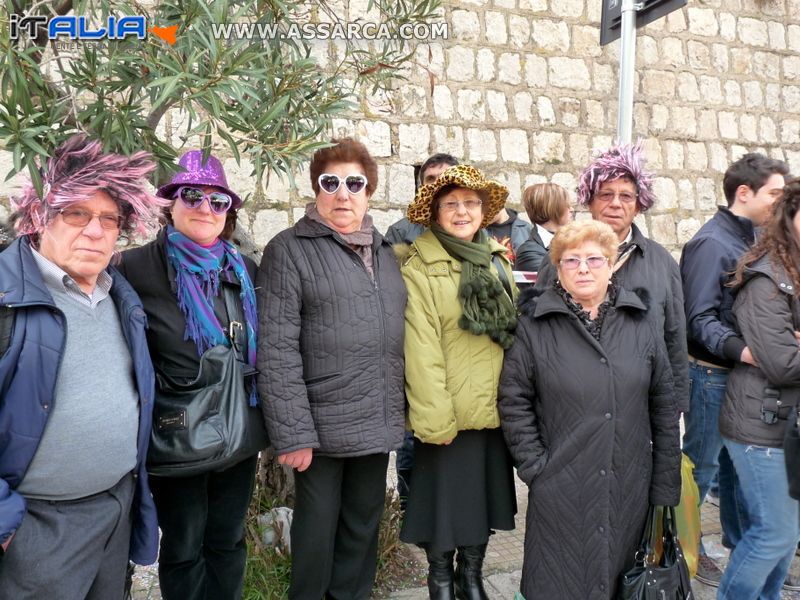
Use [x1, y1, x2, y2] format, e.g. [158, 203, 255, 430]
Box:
[595, 191, 638, 204]
[317, 173, 368, 195]
[439, 199, 483, 212]
[175, 186, 233, 215]
[59, 208, 123, 230]
[559, 255, 609, 270]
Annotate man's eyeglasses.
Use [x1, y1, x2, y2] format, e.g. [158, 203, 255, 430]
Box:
[439, 199, 483, 212]
[59, 208, 123, 230]
[175, 187, 233, 215]
[317, 173, 368, 195]
[595, 191, 638, 204]
[559, 256, 609, 270]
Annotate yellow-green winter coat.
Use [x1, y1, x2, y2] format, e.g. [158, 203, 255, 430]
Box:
[400, 229, 517, 444]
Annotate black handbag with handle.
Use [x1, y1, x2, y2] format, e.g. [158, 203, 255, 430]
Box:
[147, 284, 268, 477]
[617, 505, 694, 600]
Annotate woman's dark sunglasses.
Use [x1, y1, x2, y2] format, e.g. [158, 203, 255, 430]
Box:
[175, 186, 233, 215]
[317, 173, 368, 195]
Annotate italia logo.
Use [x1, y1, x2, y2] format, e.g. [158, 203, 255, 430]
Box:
[9, 15, 178, 44]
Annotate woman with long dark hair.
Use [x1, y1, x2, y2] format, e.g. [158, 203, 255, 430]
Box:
[718, 178, 800, 600]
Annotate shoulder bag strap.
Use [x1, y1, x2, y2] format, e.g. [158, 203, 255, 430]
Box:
[220, 284, 246, 363]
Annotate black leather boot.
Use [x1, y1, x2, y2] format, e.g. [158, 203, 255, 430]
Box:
[426, 547, 456, 600]
[454, 544, 489, 600]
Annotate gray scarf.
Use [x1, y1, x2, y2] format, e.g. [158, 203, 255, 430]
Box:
[306, 202, 375, 279]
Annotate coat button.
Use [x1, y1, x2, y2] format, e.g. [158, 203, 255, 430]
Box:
[600, 469, 607, 476]
[605, 412, 612, 420]
[600, 357, 607, 364]
[598, 526, 605, 533]
[42, 404, 49, 411]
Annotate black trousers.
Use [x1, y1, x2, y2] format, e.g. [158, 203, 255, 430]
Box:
[290, 453, 389, 600]
[149, 454, 258, 600]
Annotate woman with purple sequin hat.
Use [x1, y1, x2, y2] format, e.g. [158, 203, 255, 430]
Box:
[157, 150, 243, 209]
[118, 149, 267, 600]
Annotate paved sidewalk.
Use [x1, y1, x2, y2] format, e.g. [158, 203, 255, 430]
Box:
[132, 471, 800, 599]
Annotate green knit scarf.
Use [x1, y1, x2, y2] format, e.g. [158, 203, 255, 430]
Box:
[430, 223, 517, 349]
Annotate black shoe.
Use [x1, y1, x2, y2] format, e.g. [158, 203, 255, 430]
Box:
[694, 554, 723, 588]
[426, 547, 456, 600]
[455, 544, 489, 600]
[784, 572, 800, 591]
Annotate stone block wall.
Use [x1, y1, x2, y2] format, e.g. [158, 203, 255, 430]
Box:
[2, 0, 800, 254]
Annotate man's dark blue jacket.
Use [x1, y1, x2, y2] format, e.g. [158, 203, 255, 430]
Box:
[0, 236, 159, 564]
[679, 205, 755, 368]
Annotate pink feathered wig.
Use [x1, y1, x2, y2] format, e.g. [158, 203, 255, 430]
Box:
[11, 134, 168, 239]
[576, 141, 656, 212]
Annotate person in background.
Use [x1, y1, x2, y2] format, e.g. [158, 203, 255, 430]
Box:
[485, 203, 532, 269]
[400, 165, 517, 600]
[499, 219, 681, 600]
[534, 143, 689, 414]
[118, 150, 268, 600]
[718, 178, 800, 600]
[0, 134, 164, 598]
[258, 138, 407, 600]
[385, 153, 459, 246]
[515, 182, 573, 273]
[680, 152, 790, 588]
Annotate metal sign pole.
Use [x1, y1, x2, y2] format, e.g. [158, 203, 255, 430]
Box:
[617, 0, 641, 144]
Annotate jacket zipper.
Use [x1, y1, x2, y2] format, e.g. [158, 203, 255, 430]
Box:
[344, 242, 391, 449]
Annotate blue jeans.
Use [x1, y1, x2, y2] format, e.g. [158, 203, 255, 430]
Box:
[682, 362, 744, 552]
[718, 439, 800, 600]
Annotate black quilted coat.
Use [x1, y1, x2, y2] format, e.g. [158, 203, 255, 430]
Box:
[256, 216, 407, 457]
[498, 286, 681, 600]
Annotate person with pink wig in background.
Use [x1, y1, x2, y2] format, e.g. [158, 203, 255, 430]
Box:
[0, 134, 166, 599]
[534, 142, 689, 415]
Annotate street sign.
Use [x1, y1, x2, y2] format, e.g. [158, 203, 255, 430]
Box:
[600, 0, 687, 45]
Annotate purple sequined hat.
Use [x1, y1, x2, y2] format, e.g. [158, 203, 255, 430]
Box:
[157, 150, 242, 208]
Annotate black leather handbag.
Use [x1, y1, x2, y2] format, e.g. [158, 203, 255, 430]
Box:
[147, 285, 267, 477]
[617, 505, 694, 600]
[785, 410, 800, 500]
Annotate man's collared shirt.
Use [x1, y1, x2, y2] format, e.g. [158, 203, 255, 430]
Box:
[31, 248, 112, 308]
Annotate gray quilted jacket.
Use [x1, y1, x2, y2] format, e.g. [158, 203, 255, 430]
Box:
[256, 216, 407, 457]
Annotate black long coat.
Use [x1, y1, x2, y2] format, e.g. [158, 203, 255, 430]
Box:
[498, 286, 681, 600]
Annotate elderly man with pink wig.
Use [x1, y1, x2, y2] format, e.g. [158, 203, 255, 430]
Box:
[0, 134, 166, 599]
[535, 143, 689, 414]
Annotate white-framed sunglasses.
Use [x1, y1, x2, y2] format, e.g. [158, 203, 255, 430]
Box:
[317, 173, 368, 195]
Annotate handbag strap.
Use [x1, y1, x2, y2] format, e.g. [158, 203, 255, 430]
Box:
[633, 504, 658, 567]
[220, 284, 246, 363]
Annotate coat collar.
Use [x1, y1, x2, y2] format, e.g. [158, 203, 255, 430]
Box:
[294, 214, 386, 249]
[715, 205, 757, 242]
[741, 254, 796, 295]
[0, 235, 143, 314]
[531, 285, 646, 319]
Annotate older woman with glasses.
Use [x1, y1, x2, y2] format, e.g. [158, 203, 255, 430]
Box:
[257, 138, 407, 600]
[399, 165, 518, 600]
[498, 219, 681, 600]
[117, 150, 267, 600]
